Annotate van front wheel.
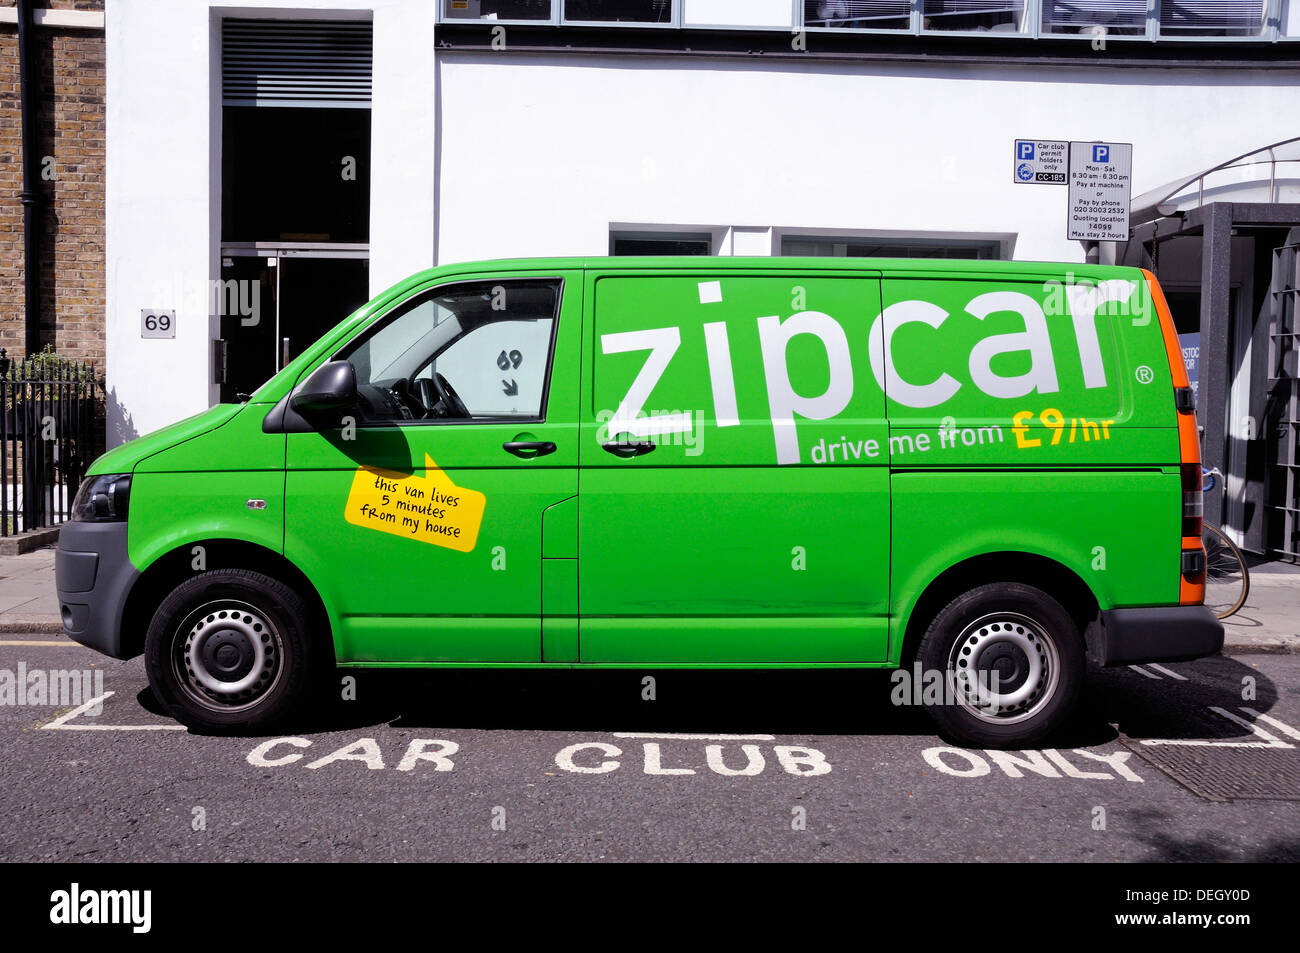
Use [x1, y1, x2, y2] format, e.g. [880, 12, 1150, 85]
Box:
[916, 583, 1083, 749]
[145, 569, 317, 733]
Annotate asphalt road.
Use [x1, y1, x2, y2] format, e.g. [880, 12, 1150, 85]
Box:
[2, 637, 1298, 862]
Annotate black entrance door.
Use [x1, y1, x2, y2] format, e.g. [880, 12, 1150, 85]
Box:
[218, 256, 276, 403]
[278, 257, 370, 365]
[218, 255, 369, 403]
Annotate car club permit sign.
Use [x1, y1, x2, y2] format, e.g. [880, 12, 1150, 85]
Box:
[1013, 140, 1068, 185]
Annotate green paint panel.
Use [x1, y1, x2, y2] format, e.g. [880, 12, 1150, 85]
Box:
[128, 469, 285, 569]
[542, 495, 578, 558]
[90, 404, 244, 476]
[542, 558, 579, 662]
[333, 616, 540, 664]
[138, 402, 285, 473]
[889, 468, 1181, 663]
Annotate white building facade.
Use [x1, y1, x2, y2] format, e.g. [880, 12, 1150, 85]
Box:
[106, 0, 1300, 551]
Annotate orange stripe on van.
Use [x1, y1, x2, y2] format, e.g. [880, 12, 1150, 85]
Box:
[1179, 575, 1206, 605]
[1148, 270, 1205, 606]
[1143, 269, 1190, 389]
[1177, 404, 1201, 465]
[1180, 535, 1207, 605]
[1144, 269, 1201, 466]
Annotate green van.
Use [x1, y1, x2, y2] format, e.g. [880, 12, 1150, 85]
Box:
[56, 257, 1222, 746]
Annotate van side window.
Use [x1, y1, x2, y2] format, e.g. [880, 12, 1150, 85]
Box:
[341, 279, 561, 423]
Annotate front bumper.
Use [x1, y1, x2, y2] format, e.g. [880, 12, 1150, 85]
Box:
[55, 521, 140, 659]
[1098, 605, 1224, 666]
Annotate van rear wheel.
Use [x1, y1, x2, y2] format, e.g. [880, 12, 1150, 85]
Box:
[145, 569, 317, 733]
[916, 582, 1083, 749]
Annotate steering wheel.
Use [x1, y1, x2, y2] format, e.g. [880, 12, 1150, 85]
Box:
[411, 377, 440, 418]
[431, 372, 470, 419]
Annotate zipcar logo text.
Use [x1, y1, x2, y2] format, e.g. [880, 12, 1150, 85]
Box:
[602, 280, 1140, 464]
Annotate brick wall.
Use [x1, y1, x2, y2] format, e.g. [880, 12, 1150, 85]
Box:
[0, 1, 105, 371]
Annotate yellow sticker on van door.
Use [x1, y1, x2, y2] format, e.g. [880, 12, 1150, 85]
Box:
[344, 454, 485, 553]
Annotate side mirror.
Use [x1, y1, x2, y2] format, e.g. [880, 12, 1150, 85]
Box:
[291, 360, 357, 416]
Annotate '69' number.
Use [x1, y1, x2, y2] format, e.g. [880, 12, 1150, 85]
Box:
[141, 310, 175, 339]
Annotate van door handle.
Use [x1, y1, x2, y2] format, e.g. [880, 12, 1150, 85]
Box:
[602, 440, 656, 458]
[503, 441, 556, 458]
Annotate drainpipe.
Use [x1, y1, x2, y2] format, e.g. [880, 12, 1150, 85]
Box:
[16, 0, 45, 530]
[17, 0, 43, 355]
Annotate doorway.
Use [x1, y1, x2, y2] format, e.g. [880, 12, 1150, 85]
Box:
[218, 17, 373, 403]
[218, 248, 369, 403]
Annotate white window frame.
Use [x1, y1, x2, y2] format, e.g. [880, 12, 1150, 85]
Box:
[436, 1, 683, 27]
[562, 0, 680, 28]
[1151, 0, 1279, 40]
[432, 0, 1291, 36]
[798, 0, 918, 33]
[438, 1, 562, 26]
[609, 227, 721, 255]
[795, 0, 1284, 37]
[914, 0, 1036, 35]
[775, 227, 1017, 261]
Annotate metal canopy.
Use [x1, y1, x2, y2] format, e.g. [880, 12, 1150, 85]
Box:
[1130, 136, 1300, 227]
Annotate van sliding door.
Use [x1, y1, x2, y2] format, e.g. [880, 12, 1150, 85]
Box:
[577, 271, 890, 664]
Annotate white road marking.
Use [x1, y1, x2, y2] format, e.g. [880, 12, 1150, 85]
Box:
[1128, 665, 1162, 679]
[558, 739, 829, 776]
[1146, 663, 1188, 681]
[40, 690, 185, 731]
[1208, 707, 1294, 748]
[1241, 708, 1300, 741]
[612, 732, 776, 741]
[1140, 706, 1295, 749]
[41, 692, 112, 729]
[922, 746, 1143, 782]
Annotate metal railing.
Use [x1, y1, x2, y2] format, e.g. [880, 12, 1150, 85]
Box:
[1131, 135, 1300, 227]
[0, 349, 103, 536]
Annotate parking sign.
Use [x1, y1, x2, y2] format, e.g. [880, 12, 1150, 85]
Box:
[1067, 141, 1133, 241]
[1013, 139, 1068, 184]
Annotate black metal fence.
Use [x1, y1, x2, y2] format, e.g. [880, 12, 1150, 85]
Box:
[0, 350, 103, 536]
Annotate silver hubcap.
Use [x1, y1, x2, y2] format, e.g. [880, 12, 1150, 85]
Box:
[947, 611, 1060, 725]
[174, 600, 283, 712]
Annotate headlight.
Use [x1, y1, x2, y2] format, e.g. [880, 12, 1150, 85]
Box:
[71, 474, 132, 523]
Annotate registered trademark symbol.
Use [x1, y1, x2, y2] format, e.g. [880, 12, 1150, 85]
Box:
[1135, 365, 1154, 384]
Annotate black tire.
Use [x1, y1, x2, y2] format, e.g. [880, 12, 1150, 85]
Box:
[915, 582, 1084, 749]
[144, 569, 319, 733]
